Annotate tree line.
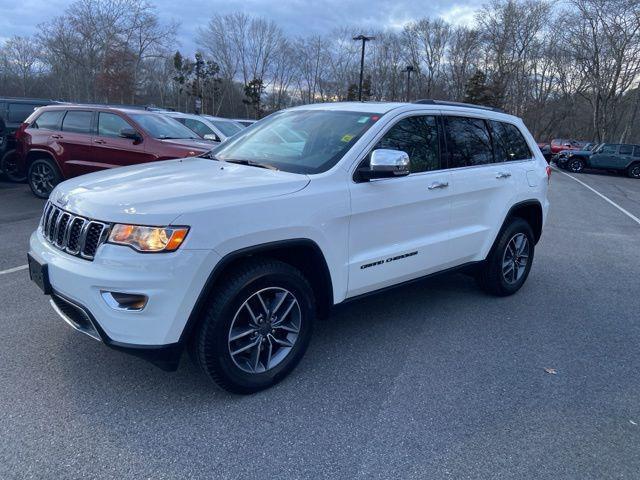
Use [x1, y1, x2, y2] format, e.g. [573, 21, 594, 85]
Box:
[1, 0, 639, 143]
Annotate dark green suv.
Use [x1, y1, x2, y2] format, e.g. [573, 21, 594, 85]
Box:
[565, 143, 640, 179]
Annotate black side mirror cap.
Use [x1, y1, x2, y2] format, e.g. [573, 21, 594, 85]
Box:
[120, 128, 142, 141]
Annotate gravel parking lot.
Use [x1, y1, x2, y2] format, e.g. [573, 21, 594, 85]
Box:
[1, 170, 639, 479]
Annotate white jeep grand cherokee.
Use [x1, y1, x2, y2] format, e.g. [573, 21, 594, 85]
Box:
[28, 100, 550, 393]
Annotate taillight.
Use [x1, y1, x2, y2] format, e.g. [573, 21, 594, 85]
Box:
[546, 165, 551, 183]
[14, 122, 29, 141]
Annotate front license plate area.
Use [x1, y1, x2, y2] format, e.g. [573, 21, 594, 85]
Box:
[28, 254, 52, 294]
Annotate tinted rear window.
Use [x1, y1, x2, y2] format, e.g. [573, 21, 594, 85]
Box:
[444, 116, 494, 167]
[8, 103, 40, 123]
[33, 111, 65, 130]
[490, 121, 532, 161]
[62, 111, 93, 134]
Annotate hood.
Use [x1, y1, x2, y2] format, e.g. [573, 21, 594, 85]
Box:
[51, 158, 310, 225]
[160, 138, 215, 151]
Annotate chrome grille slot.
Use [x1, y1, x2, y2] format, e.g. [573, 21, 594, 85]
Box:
[40, 202, 110, 261]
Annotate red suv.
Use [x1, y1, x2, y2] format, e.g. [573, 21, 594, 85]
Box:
[16, 105, 213, 198]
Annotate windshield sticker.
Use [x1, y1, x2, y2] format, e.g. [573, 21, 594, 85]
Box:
[341, 134, 354, 142]
[357, 116, 370, 123]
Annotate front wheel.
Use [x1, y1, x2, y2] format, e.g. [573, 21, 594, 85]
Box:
[28, 158, 61, 198]
[628, 163, 640, 179]
[567, 158, 585, 173]
[190, 259, 316, 394]
[0, 149, 26, 182]
[476, 218, 535, 296]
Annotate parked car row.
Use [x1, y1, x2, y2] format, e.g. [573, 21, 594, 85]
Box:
[554, 142, 640, 178]
[536, 138, 590, 163]
[2, 101, 257, 197]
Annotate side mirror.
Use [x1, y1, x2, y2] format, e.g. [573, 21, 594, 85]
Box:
[120, 128, 141, 141]
[358, 149, 410, 181]
[203, 133, 220, 142]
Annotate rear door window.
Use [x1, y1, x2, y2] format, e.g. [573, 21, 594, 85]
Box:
[633, 146, 640, 157]
[62, 111, 93, 134]
[619, 144, 633, 155]
[490, 121, 532, 162]
[33, 111, 65, 130]
[98, 112, 131, 137]
[444, 116, 494, 168]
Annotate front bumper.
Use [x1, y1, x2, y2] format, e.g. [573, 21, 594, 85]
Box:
[29, 227, 220, 354]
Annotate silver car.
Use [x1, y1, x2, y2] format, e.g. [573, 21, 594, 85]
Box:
[165, 112, 244, 143]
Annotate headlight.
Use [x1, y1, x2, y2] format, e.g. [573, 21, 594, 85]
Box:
[108, 224, 189, 252]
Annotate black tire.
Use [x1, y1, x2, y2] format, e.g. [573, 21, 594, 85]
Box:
[1, 149, 26, 182]
[28, 158, 62, 198]
[476, 218, 535, 296]
[190, 259, 316, 394]
[567, 158, 584, 173]
[628, 163, 640, 179]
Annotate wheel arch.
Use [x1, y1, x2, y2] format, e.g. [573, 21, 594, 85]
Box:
[179, 239, 334, 344]
[500, 200, 544, 245]
[25, 148, 59, 170]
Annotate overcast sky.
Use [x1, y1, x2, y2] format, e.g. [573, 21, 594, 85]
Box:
[0, 0, 479, 52]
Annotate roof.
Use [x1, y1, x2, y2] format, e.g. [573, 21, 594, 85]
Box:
[289, 101, 522, 122]
[36, 104, 156, 115]
[291, 102, 406, 114]
[0, 97, 60, 104]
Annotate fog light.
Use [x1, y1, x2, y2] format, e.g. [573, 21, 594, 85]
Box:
[101, 291, 148, 311]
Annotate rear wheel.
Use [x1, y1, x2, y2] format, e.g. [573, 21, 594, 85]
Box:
[476, 218, 535, 296]
[628, 163, 640, 179]
[190, 259, 315, 394]
[0, 149, 26, 182]
[28, 158, 61, 198]
[568, 158, 584, 173]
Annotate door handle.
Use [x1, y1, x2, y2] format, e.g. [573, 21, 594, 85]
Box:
[428, 181, 449, 190]
[496, 171, 512, 179]
[94, 139, 106, 144]
[51, 134, 63, 139]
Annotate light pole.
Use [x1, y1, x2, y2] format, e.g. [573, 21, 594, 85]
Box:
[352, 34, 375, 101]
[403, 65, 414, 102]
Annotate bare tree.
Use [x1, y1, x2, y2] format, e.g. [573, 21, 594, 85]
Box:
[2, 36, 39, 96]
[566, 0, 640, 141]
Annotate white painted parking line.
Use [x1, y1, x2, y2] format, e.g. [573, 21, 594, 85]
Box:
[0, 264, 28, 276]
[552, 167, 640, 226]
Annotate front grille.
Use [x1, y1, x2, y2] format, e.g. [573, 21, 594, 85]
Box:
[41, 202, 110, 261]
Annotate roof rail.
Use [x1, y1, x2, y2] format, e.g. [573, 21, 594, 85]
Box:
[413, 99, 505, 113]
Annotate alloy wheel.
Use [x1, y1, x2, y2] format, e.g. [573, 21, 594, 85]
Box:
[501, 233, 530, 285]
[569, 160, 583, 173]
[631, 165, 640, 179]
[228, 287, 301, 374]
[30, 163, 55, 196]
[1, 151, 26, 182]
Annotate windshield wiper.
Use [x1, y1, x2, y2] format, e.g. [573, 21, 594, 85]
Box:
[224, 159, 279, 171]
[200, 151, 219, 160]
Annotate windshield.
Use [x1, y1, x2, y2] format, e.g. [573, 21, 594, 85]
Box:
[210, 109, 380, 174]
[208, 118, 244, 137]
[130, 113, 199, 140]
